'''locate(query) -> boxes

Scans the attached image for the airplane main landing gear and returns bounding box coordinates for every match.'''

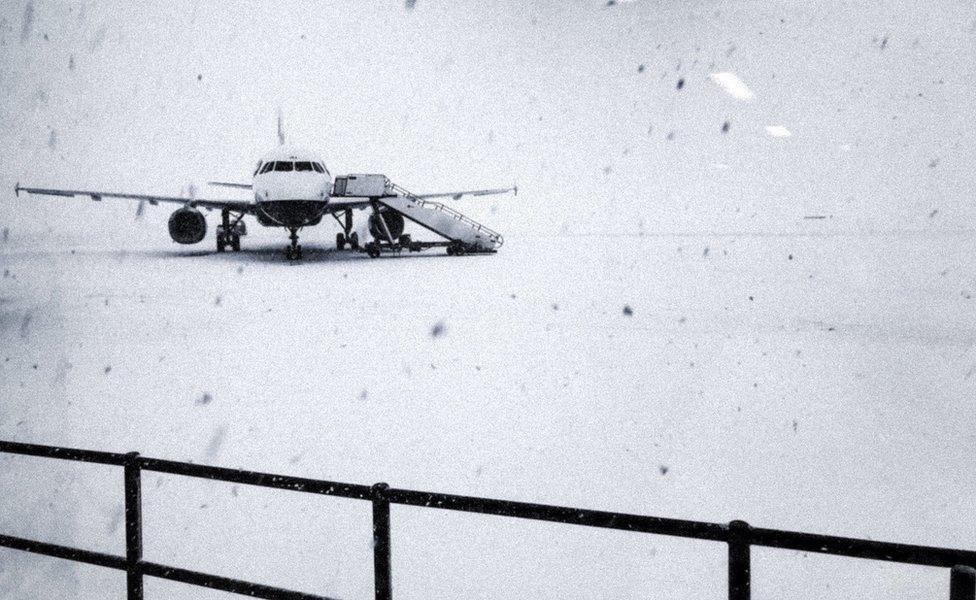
[333,209,359,250]
[216,232,241,253]
[216,208,243,253]
[285,227,302,260]
[336,231,359,251]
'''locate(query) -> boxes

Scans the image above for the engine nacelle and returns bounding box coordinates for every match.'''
[368,210,404,241]
[168,207,207,244]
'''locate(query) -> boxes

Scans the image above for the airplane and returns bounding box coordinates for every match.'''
[14,134,514,260]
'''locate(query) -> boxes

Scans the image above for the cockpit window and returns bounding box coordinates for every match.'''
[258,161,321,174]
[254,161,263,176]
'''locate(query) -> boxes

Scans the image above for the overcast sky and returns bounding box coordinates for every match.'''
[1,0,973,238]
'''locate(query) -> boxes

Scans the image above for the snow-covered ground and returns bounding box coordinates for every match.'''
[2,227,974,599]
[1,0,975,598]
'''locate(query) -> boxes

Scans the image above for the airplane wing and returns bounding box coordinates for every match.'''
[411,186,517,201]
[323,185,516,210]
[325,198,372,209]
[207,181,253,190]
[14,183,255,213]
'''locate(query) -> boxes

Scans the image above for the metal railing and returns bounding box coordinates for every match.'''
[0,439,974,600]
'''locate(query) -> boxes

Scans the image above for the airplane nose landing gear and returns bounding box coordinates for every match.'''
[285,227,302,260]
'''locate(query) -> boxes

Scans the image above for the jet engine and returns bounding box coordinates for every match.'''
[368,210,404,241]
[168,207,207,244]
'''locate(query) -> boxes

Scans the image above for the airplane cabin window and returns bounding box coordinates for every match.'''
[273,161,294,172]
[295,161,313,172]
[312,163,325,173]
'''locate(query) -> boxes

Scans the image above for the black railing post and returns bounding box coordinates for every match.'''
[728,520,751,600]
[951,566,976,600]
[124,452,144,600]
[372,483,392,600]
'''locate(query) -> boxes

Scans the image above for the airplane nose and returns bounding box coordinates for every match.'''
[267,179,328,201]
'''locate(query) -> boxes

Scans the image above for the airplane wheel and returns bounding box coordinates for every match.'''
[231,235,241,252]
[349,232,359,250]
[216,235,226,253]
[296,245,303,260]
[336,233,346,250]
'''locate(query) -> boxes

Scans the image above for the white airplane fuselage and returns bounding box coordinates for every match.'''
[252,145,333,228]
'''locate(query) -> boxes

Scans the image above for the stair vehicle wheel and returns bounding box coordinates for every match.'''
[366,243,381,258]
[398,234,412,247]
[348,232,359,250]
[455,243,466,256]
[336,232,346,250]
[446,244,455,256]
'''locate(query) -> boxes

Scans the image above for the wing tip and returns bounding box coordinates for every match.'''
[14,182,20,197]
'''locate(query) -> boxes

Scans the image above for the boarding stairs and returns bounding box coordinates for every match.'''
[379,183,504,252]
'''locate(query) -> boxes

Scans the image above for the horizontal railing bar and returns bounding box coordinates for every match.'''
[751,527,976,569]
[0,536,339,600]
[138,457,373,500]
[140,561,338,600]
[0,440,126,466]
[3,440,975,572]
[385,488,729,542]
[0,534,127,570]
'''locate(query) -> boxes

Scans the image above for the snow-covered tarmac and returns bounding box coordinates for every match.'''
[1,228,974,599]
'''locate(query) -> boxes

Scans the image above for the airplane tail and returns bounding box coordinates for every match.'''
[277,108,285,146]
